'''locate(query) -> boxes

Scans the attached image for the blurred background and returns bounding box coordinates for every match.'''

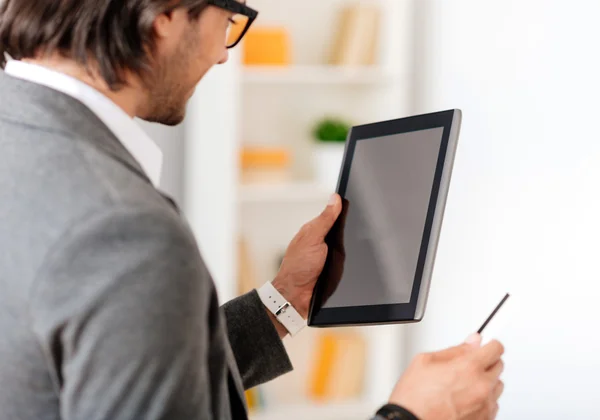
[138,0,600,418]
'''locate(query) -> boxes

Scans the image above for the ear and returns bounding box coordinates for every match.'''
[153,8,187,40]
[153,10,174,39]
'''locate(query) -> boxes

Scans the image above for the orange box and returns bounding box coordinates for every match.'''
[243,27,291,66]
[239,146,291,185]
[240,147,290,169]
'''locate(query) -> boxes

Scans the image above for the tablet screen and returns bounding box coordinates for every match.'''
[322,127,445,309]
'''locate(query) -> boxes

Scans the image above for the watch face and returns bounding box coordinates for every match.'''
[376,404,417,420]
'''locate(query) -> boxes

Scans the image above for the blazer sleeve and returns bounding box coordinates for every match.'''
[29,206,219,420]
[222,290,293,389]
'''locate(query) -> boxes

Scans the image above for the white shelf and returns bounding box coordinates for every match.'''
[242,65,396,86]
[248,400,375,420]
[234,1,412,412]
[238,182,332,204]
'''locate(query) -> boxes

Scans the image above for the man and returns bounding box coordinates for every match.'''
[0,1,505,419]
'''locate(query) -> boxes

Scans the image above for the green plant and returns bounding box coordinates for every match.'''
[312,117,351,143]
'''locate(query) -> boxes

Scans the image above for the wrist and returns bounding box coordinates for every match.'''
[265,306,288,339]
[257,281,307,337]
[272,275,308,318]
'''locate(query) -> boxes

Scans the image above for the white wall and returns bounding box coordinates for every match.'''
[407,1,600,418]
[183,51,241,303]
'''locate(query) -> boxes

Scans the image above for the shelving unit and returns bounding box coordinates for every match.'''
[242,65,397,85]
[249,400,374,420]
[238,182,331,204]
[184,0,419,418]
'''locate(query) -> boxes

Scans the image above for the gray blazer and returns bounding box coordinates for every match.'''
[0,70,293,420]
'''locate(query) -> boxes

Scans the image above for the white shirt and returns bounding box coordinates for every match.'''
[4,60,163,187]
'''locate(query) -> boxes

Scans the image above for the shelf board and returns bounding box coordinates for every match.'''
[242,65,395,85]
[249,400,375,420]
[238,182,332,204]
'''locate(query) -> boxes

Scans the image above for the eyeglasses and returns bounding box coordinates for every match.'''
[207,0,259,49]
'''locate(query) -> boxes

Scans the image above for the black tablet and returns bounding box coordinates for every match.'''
[308,109,462,327]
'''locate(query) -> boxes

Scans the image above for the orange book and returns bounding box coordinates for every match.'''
[237,237,257,295]
[240,147,290,170]
[239,146,292,184]
[243,27,291,66]
[309,333,338,398]
[245,387,262,412]
[308,331,366,401]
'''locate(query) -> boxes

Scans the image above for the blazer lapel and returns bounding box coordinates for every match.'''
[159,192,181,214]
[0,71,153,187]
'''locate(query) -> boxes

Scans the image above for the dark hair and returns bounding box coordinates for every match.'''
[0,0,208,89]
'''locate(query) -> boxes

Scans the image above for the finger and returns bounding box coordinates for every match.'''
[431,333,482,362]
[492,380,504,400]
[429,342,473,362]
[474,340,504,369]
[486,360,504,379]
[465,333,482,347]
[333,197,349,250]
[308,194,342,238]
[490,402,499,419]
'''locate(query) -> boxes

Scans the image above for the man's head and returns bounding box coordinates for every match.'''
[0,0,255,125]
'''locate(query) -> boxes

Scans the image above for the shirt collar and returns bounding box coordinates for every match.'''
[4,60,163,187]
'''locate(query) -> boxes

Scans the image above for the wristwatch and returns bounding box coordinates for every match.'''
[257,281,306,336]
[372,404,419,420]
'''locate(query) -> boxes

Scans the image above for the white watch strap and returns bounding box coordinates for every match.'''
[258,282,306,337]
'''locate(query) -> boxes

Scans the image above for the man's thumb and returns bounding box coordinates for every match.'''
[465,333,482,347]
[311,194,342,237]
[430,343,471,362]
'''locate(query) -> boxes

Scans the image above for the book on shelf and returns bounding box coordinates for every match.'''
[308,331,367,401]
[328,3,381,67]
[242,26,291,66]
[245,386,267,412]
[239,146,292,185]
[237,237,258,295]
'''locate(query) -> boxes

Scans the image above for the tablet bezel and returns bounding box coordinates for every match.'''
[307,109,462,327]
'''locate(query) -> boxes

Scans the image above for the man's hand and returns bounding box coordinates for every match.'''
[272,194,343,319]
[390,335,505,420]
